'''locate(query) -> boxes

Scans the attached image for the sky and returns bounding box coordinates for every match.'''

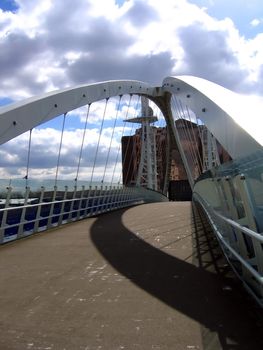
[0,0,263,185]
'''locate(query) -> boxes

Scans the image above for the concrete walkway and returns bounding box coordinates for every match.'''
[0,202,262,350]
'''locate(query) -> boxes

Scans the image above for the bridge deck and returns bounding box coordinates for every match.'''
[0,202,262,350]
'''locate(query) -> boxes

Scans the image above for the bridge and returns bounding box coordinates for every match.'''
[0,76,262,349]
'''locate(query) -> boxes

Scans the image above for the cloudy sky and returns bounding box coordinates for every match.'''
[0,0,263,186]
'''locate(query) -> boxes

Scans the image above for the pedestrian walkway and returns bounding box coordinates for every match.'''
[0,202,262,350]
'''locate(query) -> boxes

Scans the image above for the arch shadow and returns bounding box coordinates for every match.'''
[90,204,263,350]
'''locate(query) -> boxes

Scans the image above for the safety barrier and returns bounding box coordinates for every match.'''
[0,186,167,244]
[193,191,263,307]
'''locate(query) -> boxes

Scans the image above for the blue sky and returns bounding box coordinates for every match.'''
[0,0,262,180]
[0,0,18,12]
[190,0,263,38]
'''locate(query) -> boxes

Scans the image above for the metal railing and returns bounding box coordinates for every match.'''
[0,185,168,244]
[0,186,140,244]
[193,191,263,307]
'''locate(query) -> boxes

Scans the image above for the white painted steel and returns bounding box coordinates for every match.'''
[163,76,263,159]
[193,191,263,306]
[1,76,262,160]
[0,80,156,145]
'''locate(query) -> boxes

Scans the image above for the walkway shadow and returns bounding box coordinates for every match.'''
[90,203,263,350]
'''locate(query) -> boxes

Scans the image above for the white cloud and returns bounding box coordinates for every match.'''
[0,0,263,181]
[250,18,261,27]
[0,0,262,100]
[0,100,136,182]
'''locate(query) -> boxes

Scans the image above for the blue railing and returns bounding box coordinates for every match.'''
[0,185,167,244]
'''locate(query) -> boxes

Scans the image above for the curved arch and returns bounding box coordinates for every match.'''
[0,80,158,145]
[162,75,262,159]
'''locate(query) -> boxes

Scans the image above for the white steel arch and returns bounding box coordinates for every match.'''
[1,75,262,159]
[0,80,158,145]
[163,75,263,160]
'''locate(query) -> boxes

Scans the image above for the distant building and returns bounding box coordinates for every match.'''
[121,119,231,197]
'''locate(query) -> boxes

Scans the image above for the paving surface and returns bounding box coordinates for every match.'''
[0,202,262,350]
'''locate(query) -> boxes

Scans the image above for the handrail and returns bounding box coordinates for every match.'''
[1,197,143,231]
[0,186,167,244]
[193,192,263,286]
[213,210,263,242]
[0,192,123,213]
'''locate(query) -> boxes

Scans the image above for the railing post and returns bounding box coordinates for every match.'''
[101,186,105,213]
[90,186,98,216]
[69,185,77,221]
[124,186,130,206]
[76,186,85,220]
[213,178,236,244]
[235,174,263,278]
[115,185,121,208]
[110,186,116,209]
[111,186,117,210]
[58,186,68,225]
[119,185,124,208]
[84,186,92,218]
[105,186,111,211]
[221,177,248,255]
[0,186,12,243]
[47,186,57,229]
[95,186,103,215]
[217,176,254,286]
[17,186,31,238]
[116,185,122,209]
[34,186,45,232]
[126,186,133,206]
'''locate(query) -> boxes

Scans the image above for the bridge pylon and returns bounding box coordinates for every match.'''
[126,97,158,190]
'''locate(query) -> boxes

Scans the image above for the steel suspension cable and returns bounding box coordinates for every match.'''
[185,106,202,176]
[75,103,91,185]
[54,113,67,187]
[197,118,206,171]
[24,128,32,188]
[119,94,141,185]
[101,96,122,184]
[190,108,203,148]
[184,105,203,175]
[177,98,202,176]
[89,98,109,186]
[185,106,203,175]
[156,108,168,190]
[171,96,196,180]
[110,94,132,186]
[148,102,164,191]
[177,98,198,178]
[190,109,204,165]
